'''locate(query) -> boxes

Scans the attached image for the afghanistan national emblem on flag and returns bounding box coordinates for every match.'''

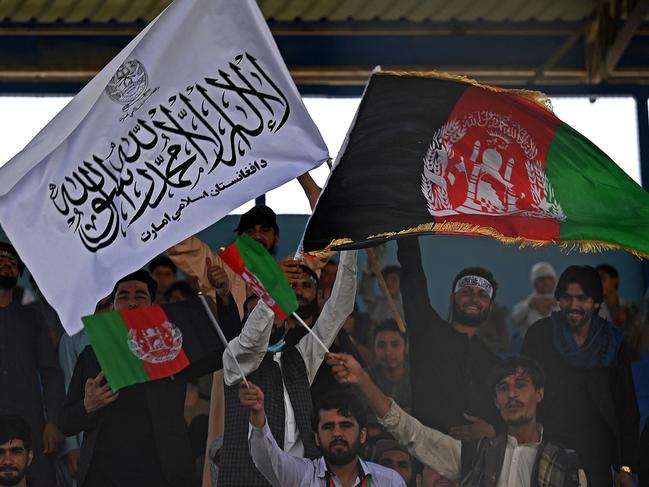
[303,71,649,257]
[82,297,239,390]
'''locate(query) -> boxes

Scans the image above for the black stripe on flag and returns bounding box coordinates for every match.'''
[304,74,466,252]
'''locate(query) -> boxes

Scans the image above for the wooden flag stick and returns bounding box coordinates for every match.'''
[198,294,249,388]
[292,312,330,354]
[366,248,408,334]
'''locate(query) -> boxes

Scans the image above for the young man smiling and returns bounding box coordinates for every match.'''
[240,384,405,487]
[523,265,639,487]
[326,353,586,487]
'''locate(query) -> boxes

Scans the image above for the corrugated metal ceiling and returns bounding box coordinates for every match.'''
[0,0,625,23]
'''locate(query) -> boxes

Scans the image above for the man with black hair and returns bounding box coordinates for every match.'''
[0,415,34,487]
[59,268,238,487]
[240,383,405,486]
[360,253,404,324]
[0,242,64,487]
[523,265,639,487]
[374,439,416,486]
[148,255,177,303]
[396,237,501,440]
[219,250,357,487]
[327,352,586,486]
[368,319,411,413]
[168,204,286,318]
[163,280,196,303]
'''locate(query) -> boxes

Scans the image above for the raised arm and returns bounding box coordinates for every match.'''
[297,250,358,384]
[396,237,445,339]
[222,301,274,385]
[241,381,313,487]
[326,352,461,480]
[168,235,246,317]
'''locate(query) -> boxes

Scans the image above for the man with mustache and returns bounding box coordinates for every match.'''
[0,242,64,487]
[327,352,586,486]
[218,251,357,486]
[522,265,639,487]
[0,415,34,487]
[396,238,501,440]
[240,384,405,486]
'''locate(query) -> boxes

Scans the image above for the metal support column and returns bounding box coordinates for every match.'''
[635,93,649,290]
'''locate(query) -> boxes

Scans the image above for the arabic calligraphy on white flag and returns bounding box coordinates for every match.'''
[0,0,328,333]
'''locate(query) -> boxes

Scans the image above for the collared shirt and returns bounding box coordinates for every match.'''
[378,400,587,487]
[249,421,405,487]
[225,250,358,455]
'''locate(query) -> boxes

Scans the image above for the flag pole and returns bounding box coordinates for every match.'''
[291,312,330,354]
[198,294,249,388]
[366,247,408,334]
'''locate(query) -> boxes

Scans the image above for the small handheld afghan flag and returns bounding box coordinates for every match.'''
[82,297,239,391]
[303,71,649,258]
[219,234,298,320]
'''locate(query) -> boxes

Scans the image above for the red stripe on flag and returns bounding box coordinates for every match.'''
[220,243,246,275]
[119,305,190,381]
[220,242,290,321]
[435,86,562,240]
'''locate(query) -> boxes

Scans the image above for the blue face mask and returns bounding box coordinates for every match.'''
[267,338,285,354]
[267,324,286,353]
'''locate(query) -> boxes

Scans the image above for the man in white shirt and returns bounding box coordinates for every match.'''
[510,262,557,339]
[240,384,405,487]
[219,250,357,486]
[327,353,587,487]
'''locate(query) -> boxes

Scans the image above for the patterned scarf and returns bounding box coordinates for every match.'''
[551,311,622,369]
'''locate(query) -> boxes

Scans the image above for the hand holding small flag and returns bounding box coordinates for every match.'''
[83,371,119,413]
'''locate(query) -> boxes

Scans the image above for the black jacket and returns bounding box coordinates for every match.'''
[522,317,639,485]
[397,237,501,432]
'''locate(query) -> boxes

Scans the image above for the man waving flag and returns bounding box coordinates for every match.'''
[0,0,328,333]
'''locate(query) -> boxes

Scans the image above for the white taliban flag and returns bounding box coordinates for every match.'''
[0,0,328,333]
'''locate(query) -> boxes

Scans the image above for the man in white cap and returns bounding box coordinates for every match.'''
[510,262,557,338]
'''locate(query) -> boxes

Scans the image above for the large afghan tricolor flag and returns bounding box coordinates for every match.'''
[82,297,239,390]
[303,71,649,257]
[219,234,298,320]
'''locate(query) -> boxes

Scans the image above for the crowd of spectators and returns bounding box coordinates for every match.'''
[1,190,649,486]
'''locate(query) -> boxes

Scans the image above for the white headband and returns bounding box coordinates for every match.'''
[454,275,493,298]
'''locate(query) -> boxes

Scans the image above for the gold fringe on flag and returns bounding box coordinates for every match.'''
[376,69,553,113]
[318,221,649,260]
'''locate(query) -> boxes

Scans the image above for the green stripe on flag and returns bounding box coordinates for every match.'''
[236,234,298,316]
[83,311,150,390]
[547,122,649,256]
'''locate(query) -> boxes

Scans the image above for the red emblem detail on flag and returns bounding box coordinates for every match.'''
[127,321,183,364]
[421,89,565,222]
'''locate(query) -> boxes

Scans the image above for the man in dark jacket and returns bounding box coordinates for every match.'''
[0,242,64,487]
[397,237,501,440]
[58,269,238,487]
[523,265,639,487]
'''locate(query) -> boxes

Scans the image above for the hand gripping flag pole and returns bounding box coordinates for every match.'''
[198,293,249,388]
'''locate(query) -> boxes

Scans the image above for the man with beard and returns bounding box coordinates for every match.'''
[218,251,357,487]
[168,204,287,318]
[522,265,639,487]
[0,415,34,487]
[327,352,586,486]
[396,238,500,440]
[0,242,64,487]
[240,384,405,486]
